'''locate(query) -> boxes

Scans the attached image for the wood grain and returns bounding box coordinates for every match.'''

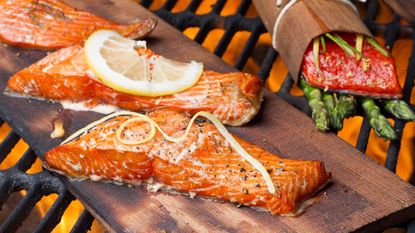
[0,0,415,232]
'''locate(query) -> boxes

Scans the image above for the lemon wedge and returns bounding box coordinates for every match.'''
[84,30,203,97]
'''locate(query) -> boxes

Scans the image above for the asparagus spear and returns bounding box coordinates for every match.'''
[383,99,415,121]
[299,78,330,131]
[322,93,357,131]
[361,98,397,141]
[336,95,357,120]
[322,93,342,130]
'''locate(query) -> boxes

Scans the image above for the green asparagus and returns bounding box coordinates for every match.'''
[336,95,357,119]
[383,99,415,121]
[361,98,397,141]
[299,78,330,131]
[321,93,357,131]
[322,93,342,130]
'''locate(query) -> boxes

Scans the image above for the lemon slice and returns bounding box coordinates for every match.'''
[84,30,203,97]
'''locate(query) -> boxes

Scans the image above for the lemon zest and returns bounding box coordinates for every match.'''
[60,111,141,145]
[116,116,156,145]
[62,111,276,195]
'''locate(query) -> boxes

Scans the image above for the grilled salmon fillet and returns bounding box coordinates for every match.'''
[44,110,331,215]
[7,45,263,126]
[0,0,156,49]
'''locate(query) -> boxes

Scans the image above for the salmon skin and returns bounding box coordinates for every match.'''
[7,45,263,126]
[0,0,156,49]
[44,109,331,216]
[301,33,402,99]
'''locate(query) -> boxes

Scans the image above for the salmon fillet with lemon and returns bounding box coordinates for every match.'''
[44,109,331,215]
[7,44,263,126]
[0,0,156,49]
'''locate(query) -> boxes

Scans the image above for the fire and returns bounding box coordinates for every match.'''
[0,0,413,232]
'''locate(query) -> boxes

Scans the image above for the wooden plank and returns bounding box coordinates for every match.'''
[0,0,415,232]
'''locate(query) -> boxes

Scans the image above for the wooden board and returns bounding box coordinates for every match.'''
[1,0,415,232]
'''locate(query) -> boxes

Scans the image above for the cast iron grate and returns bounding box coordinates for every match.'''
[0,138,95,232]
[0,0,414,232]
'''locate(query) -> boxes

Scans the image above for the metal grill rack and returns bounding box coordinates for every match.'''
[0,145,95,232]
[0,0,414,232]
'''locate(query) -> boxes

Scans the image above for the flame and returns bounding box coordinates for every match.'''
[0,0,413,232]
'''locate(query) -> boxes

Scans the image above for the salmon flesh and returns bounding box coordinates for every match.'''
[301,33,402,99]
[0,0,156,49]
[44,109,331,216]
[7,45,263,126]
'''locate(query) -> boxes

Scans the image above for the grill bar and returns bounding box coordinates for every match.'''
[32,190,74,233]
[257,48,277,80]
[69,210,95,233]
[211,0,226,14]
[235,25,262,70]
[385,119,404,173]
[185,0,202,13]
[0,132,20,163]
[15,149,37,172]
[0,188,42,233]
[356,118,371,153]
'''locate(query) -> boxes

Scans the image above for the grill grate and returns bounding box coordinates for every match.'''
[0,0,414,232]
[0,142,94,232]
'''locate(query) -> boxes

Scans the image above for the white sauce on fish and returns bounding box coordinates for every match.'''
[147,182,164,193]
[90,174,102,181]
[60,100,119,114]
